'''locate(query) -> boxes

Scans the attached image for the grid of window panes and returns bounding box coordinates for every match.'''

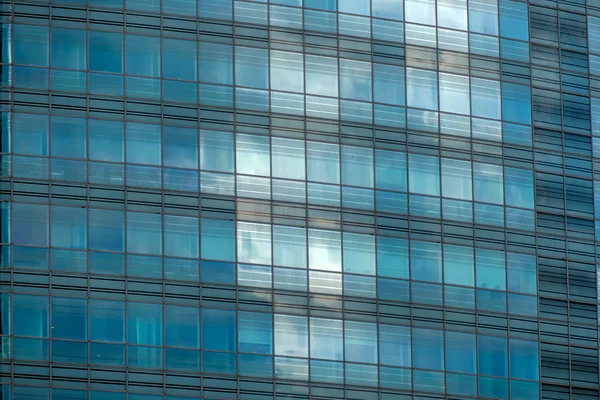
[2,0,600,399]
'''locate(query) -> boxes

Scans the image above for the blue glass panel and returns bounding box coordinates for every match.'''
[128,346,163,369]
[163,168,198,192]
[13,203,49,246]
[501,38,529,62]
[407,68,438,110]
[13,294,49,337]
[346,363,378,387]
[510,339,539,380]
[274,314,307,357]
[202,351,236,374]
[412,328,444,370]
[13,113,48,156]
[90,299,125,342]
[411,282,443,305]
[476,248,506,290]
[127,212,162,255]
[200,130,234,173]
[469,0,498,35]
[51,206,86,249]
[446,373,477,397]
[163,38,197,81]
[376,190,407,214]
[127,76,161,100]
[199,0,232,19]
[14,386,49,400]
[89,31,123,73]
[202,308,236,351]
[474,202,504,226]
[375,149,406,191]
[126,122,161,165]
[90,0,123,6]
[89,72,124,96]
[473,162,504,204]
[310,360,344,384]
[52,340,87,364]
[477,289,507,312]
[126,34,160,77]
[373,0,403,20]
[378,278,409,302]
[499,0,528,40]
[505,167,534,209]
[13,66,48,90]
[344,321,377,363]
[413,370,445,393]
[91,391,126,400]
[310,318,343,360]
[508,293,538,316]
[128,302,162,346]
[443,244,474,286]
[478,335,508,377]
[502,82,532,124]
[164,257,199,282]
[273,225,306,269]
[127,254,161,279]
[377,236,408,279]
[199,42,233,85]
[239,311,273,354]
[13,338,48,361]
[444,285,475,309]
[13,246,48,270]
[441,158,472,200]
[51,297,87,340]
[162,126,198,169]
[408,154,440,196]
[89,119,124,162]
[340,59,372,101]
[511,381,539,400]
[52,70,86,93]
[14,25,49,66]
[273,267,307,292]
[270,50,304,93]
[164,215,199,258]
[235,47,268,89]
[165,305,200,348]
[379,324,411,367]
[275,356,308,380]
[380,366,411,390]
[411,193,441,218]
[479,377,509,399]
[200,218,235,262]
[239,354,273,378]
[90,252,124,276]
[51,27,86,69]
[90,342,125,366]
[411,241,442,283]
[305,0,335,11]
[90,209,124,252]
[166,348,200,371]
[304,10,337,33]
[164,0,196,14]
[343,232,375,275]
[344,274,376,297]
[51,116,86,158]
[411,194,438,218]
[507,252,537,294]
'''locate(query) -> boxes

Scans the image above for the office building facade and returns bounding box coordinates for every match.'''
[1,0,599,398]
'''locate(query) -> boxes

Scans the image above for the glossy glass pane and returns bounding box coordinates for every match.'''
[52,28,86,69]
[89,31,123,73]
[126,34,160,77]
